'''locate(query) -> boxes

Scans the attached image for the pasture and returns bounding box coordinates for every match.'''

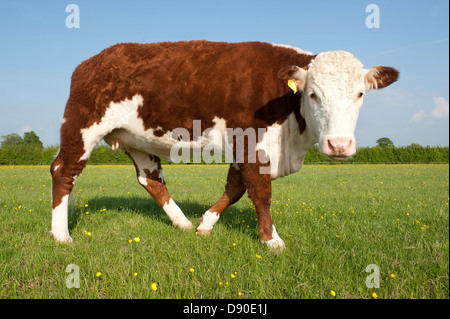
[0,164,448,299]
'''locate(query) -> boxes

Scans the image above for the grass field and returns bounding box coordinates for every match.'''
[0,164,448,299]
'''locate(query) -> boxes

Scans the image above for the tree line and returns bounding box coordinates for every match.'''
[0,132,448,165]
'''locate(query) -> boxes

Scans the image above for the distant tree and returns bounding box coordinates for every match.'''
[22,131,44,149]
[1,133,23,148]
[376,137,394,147]
[407,143,423,149]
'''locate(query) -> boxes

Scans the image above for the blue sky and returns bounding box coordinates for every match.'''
[0,0,448,147]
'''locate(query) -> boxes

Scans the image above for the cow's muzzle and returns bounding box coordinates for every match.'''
[322,137,355,161]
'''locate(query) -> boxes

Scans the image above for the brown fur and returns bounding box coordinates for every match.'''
[126,152,171,207]
[209,164,246,216]
[63,41,313,137]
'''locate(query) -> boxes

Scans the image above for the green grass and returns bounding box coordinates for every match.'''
[0,164,448,299]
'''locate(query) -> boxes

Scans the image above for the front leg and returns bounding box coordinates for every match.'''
[239,163,286,253]
[197,164,246,236]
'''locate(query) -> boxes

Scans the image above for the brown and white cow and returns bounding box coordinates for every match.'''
[50,41,398,251]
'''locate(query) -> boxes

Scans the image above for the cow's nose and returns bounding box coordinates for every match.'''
[326,138,353,157]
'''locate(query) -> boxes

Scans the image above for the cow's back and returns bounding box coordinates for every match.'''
[67,41,313,134]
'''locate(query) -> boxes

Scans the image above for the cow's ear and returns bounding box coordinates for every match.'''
[365,66,399,90]
[277,65,308,93]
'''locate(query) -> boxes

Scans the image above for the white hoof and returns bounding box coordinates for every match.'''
[197,210,220,236]
[50,231,73,243]
[173,219,194,230]
[261,225,285,253]
[262,238,286,253]
[196,228,212,236]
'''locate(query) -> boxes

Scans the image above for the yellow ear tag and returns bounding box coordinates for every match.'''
[287,79,298,93]
[372,65,382,69]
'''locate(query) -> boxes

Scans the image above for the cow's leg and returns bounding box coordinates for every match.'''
[50,123,99,242]
[197,164,246,236]
[239,163,286,253]
[126,149,193,230]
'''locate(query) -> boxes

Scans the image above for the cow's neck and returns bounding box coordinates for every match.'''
[257,111,314,180]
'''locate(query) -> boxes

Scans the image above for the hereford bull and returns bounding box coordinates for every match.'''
[50,41,398,251]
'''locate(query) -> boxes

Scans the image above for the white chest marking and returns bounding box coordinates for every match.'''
[256,113,308,179]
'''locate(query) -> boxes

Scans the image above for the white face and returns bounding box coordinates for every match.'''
[301,51,367,160]
[279,50,397,161]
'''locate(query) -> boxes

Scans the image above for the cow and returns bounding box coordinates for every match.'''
[50,41,398,252]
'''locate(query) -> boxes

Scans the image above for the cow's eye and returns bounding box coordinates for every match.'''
[357,92,364,98]
[309,92,317,100]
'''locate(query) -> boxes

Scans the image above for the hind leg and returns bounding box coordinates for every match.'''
[50,118,103,242]
[126,149,193,230]
[50,152,83,242]
[50,149,88,242]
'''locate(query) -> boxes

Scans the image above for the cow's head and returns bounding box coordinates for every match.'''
[279,51,399,160]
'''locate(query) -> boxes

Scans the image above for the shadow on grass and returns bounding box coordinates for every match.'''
[70,195,259,242]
